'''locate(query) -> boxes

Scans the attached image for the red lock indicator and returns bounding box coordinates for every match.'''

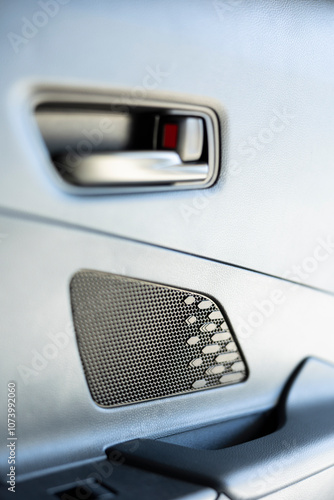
[162,123,178,149]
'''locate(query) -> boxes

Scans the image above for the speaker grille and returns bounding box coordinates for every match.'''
[70,270,247,407]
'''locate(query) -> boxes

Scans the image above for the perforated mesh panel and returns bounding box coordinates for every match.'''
[70,270,247,407]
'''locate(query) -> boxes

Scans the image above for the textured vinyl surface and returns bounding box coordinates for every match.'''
[3,0,334,293]
[70,270,247,407]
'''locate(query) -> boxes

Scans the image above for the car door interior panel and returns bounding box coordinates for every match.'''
[1,1,334,499]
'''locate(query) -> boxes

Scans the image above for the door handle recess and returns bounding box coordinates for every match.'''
[55,151,209,186]
[110,358,334,499]
[34,97,220,194]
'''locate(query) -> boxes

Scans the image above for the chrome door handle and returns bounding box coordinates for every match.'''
[35,99,219,193]
[56,151,209,186]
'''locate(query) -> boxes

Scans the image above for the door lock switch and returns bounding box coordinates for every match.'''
[160,117,204,162]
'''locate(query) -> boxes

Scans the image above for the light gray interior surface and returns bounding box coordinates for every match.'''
[1,0,334,292]
[1,212,334,481]
[1,2,334,497]
[261,466,334,500]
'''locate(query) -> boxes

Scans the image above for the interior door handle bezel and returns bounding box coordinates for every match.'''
[33,91,221,195]
[111,358,334,499]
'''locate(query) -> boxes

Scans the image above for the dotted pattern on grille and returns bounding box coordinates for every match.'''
[70,270,247,407]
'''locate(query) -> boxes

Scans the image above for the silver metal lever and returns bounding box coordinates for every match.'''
[58,151,209,186]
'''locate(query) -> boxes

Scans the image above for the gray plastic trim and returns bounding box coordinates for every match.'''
[32,95,220,195]
[2,1,334,292]
[114,358,334,499]
[1,212,334,481]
